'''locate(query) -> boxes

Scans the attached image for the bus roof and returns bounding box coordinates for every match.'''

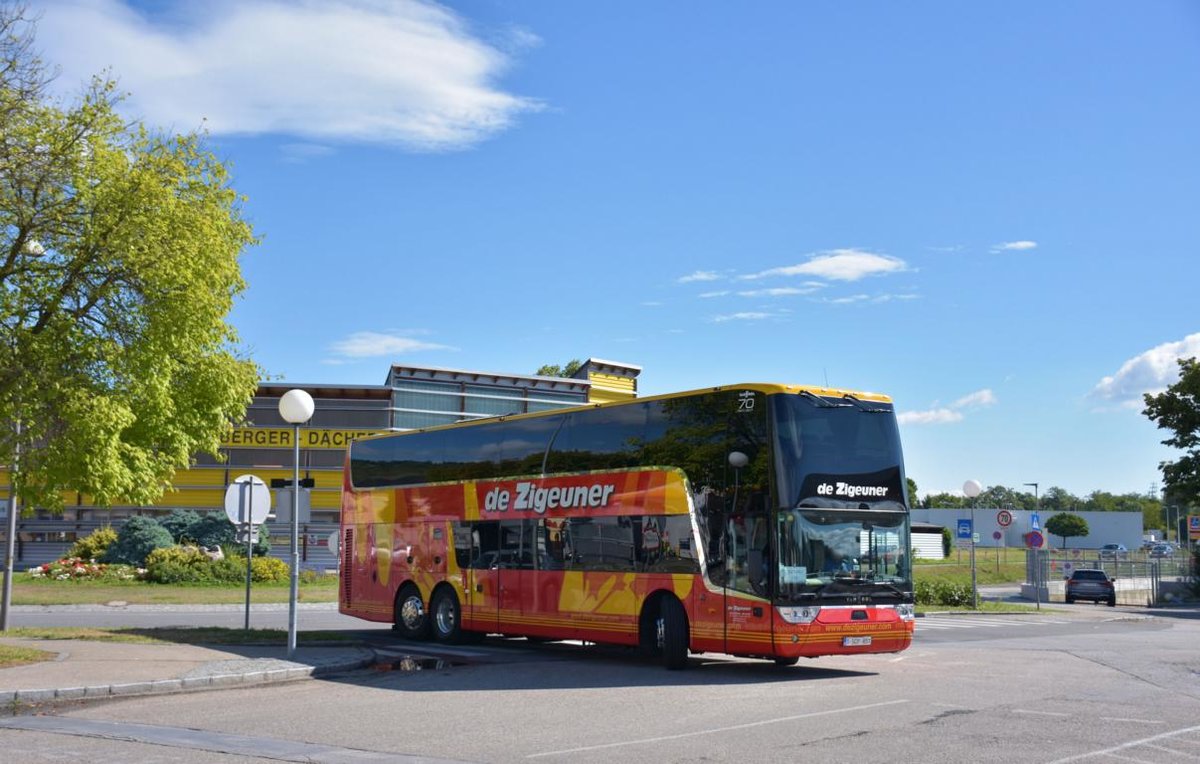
[356,382,893,443]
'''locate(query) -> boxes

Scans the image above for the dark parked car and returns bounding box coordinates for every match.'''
[1065,568,1116,606]
[1098,543,1127,559]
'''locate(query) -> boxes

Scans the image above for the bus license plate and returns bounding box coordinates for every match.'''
[843,636,872,647]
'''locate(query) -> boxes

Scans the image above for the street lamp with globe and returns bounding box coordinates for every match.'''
[278,389,314,658]
[963,480,982,609]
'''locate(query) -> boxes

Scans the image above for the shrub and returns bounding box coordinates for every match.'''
[941,527,952,557]
[914,578,974,606]
[187,514,237,550]
[102,516,174,566]
[182,514,271,557]
[250,556,289,583]
[159,509,202,544]
[144,546,213,583]
[68,526,118,562]
[208,556,245,582]
[143,560,197,584]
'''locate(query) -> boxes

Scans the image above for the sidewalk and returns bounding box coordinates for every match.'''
[0,636,374,708]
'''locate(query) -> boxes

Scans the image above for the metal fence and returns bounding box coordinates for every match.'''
[1031,550,1196,606]
[0,520,341,573]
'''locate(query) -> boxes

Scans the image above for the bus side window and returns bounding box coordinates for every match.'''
[469,521,499,569]
[451,521,473,569]
[540,519,566,570]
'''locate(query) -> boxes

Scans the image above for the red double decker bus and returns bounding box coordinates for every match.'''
[339,383,914,668]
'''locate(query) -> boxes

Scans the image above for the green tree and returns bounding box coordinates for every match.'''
[1041,486,1079,512]
[536,359,583,378]
[1045,512,1089,549]
[905,477,919,507]
[1143,357,1200,506]
[0,8,259,511]
[925,492,964,508]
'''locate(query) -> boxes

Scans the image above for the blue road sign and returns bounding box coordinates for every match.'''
[1031,512,1041,532]
[957,519,973,539]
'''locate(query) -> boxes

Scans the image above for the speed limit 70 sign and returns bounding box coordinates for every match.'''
[997,509,1013,527]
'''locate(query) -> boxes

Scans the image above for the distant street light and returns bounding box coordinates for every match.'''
[279,389,314,658]
[1024,482,1041,610]
[963,480,983,609]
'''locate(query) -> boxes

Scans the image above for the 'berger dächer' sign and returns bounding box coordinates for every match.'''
[223,428,386,449]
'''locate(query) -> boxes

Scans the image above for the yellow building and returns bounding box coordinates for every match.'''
[1,359,640,569]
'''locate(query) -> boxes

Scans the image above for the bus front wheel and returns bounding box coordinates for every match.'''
[430,588,463,644]
[657,597,690,670]
[394,584,429,640]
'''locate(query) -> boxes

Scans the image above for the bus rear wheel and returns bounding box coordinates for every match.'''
[430,588,463,644]
[393,584,429,640]
[657,596,690,670]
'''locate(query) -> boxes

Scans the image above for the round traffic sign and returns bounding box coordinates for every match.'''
[224,474,271,526]
[1028,531,1044,548]
[997,509,1013,527]
[993,531,1002,540]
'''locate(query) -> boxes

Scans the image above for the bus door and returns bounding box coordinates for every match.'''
[463,521,500,635]
[496,520,531,631]
[723,510,776,655]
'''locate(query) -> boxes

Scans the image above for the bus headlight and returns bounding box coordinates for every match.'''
[896,603,915,621]
[777,606,820,624]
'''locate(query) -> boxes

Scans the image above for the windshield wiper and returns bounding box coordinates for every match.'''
[842,394,889,413]
[812,580,909,599]
[799,390,851,409]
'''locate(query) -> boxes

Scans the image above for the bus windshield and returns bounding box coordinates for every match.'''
[770,393,910,602]
[775,509,910,601]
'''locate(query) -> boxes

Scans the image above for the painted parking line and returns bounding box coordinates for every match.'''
[917,616,1072,630]
[526,699,911,758]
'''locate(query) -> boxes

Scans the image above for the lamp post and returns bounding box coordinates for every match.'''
[2,239,43,632]
[1024,482,1040,610]
[963,480,982,609]
[278,389,314,658]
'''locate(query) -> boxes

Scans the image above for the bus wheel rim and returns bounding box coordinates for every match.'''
[401,596,424,629]
[437,600,455,634]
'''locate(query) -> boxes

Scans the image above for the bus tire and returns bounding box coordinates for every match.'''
[658,596,690,670]
[430,587,463,644]
[773,656,799,667]
[393,584,429,641]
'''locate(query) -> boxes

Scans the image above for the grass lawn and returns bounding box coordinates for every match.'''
[916,547,1029,585]
[11,576,339,606]
[0,643,55,670]
[0,626,360,645]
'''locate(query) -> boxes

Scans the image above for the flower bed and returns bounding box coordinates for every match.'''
[28,557,141,582]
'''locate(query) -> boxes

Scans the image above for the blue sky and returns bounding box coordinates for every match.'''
[31,0,1200,499]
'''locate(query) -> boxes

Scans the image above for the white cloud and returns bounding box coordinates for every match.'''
[713,312,773,322]
[991,240,1038,252]
[279,142,336,163]
[953,389,997,409]
[329,331,455,358]
[35,0,540,150]
[736,286,821,297]
[1090,332,1200,409]
[678,270,721,283]
[827,294,871,305]
[698,291,729,298]
[899,388,997,426]
[742,249,907,282]
[897,409,963,425]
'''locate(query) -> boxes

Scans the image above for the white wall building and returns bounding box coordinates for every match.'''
[910,508,1143,552]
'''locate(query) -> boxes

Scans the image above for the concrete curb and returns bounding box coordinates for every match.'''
[1,648,375,711]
